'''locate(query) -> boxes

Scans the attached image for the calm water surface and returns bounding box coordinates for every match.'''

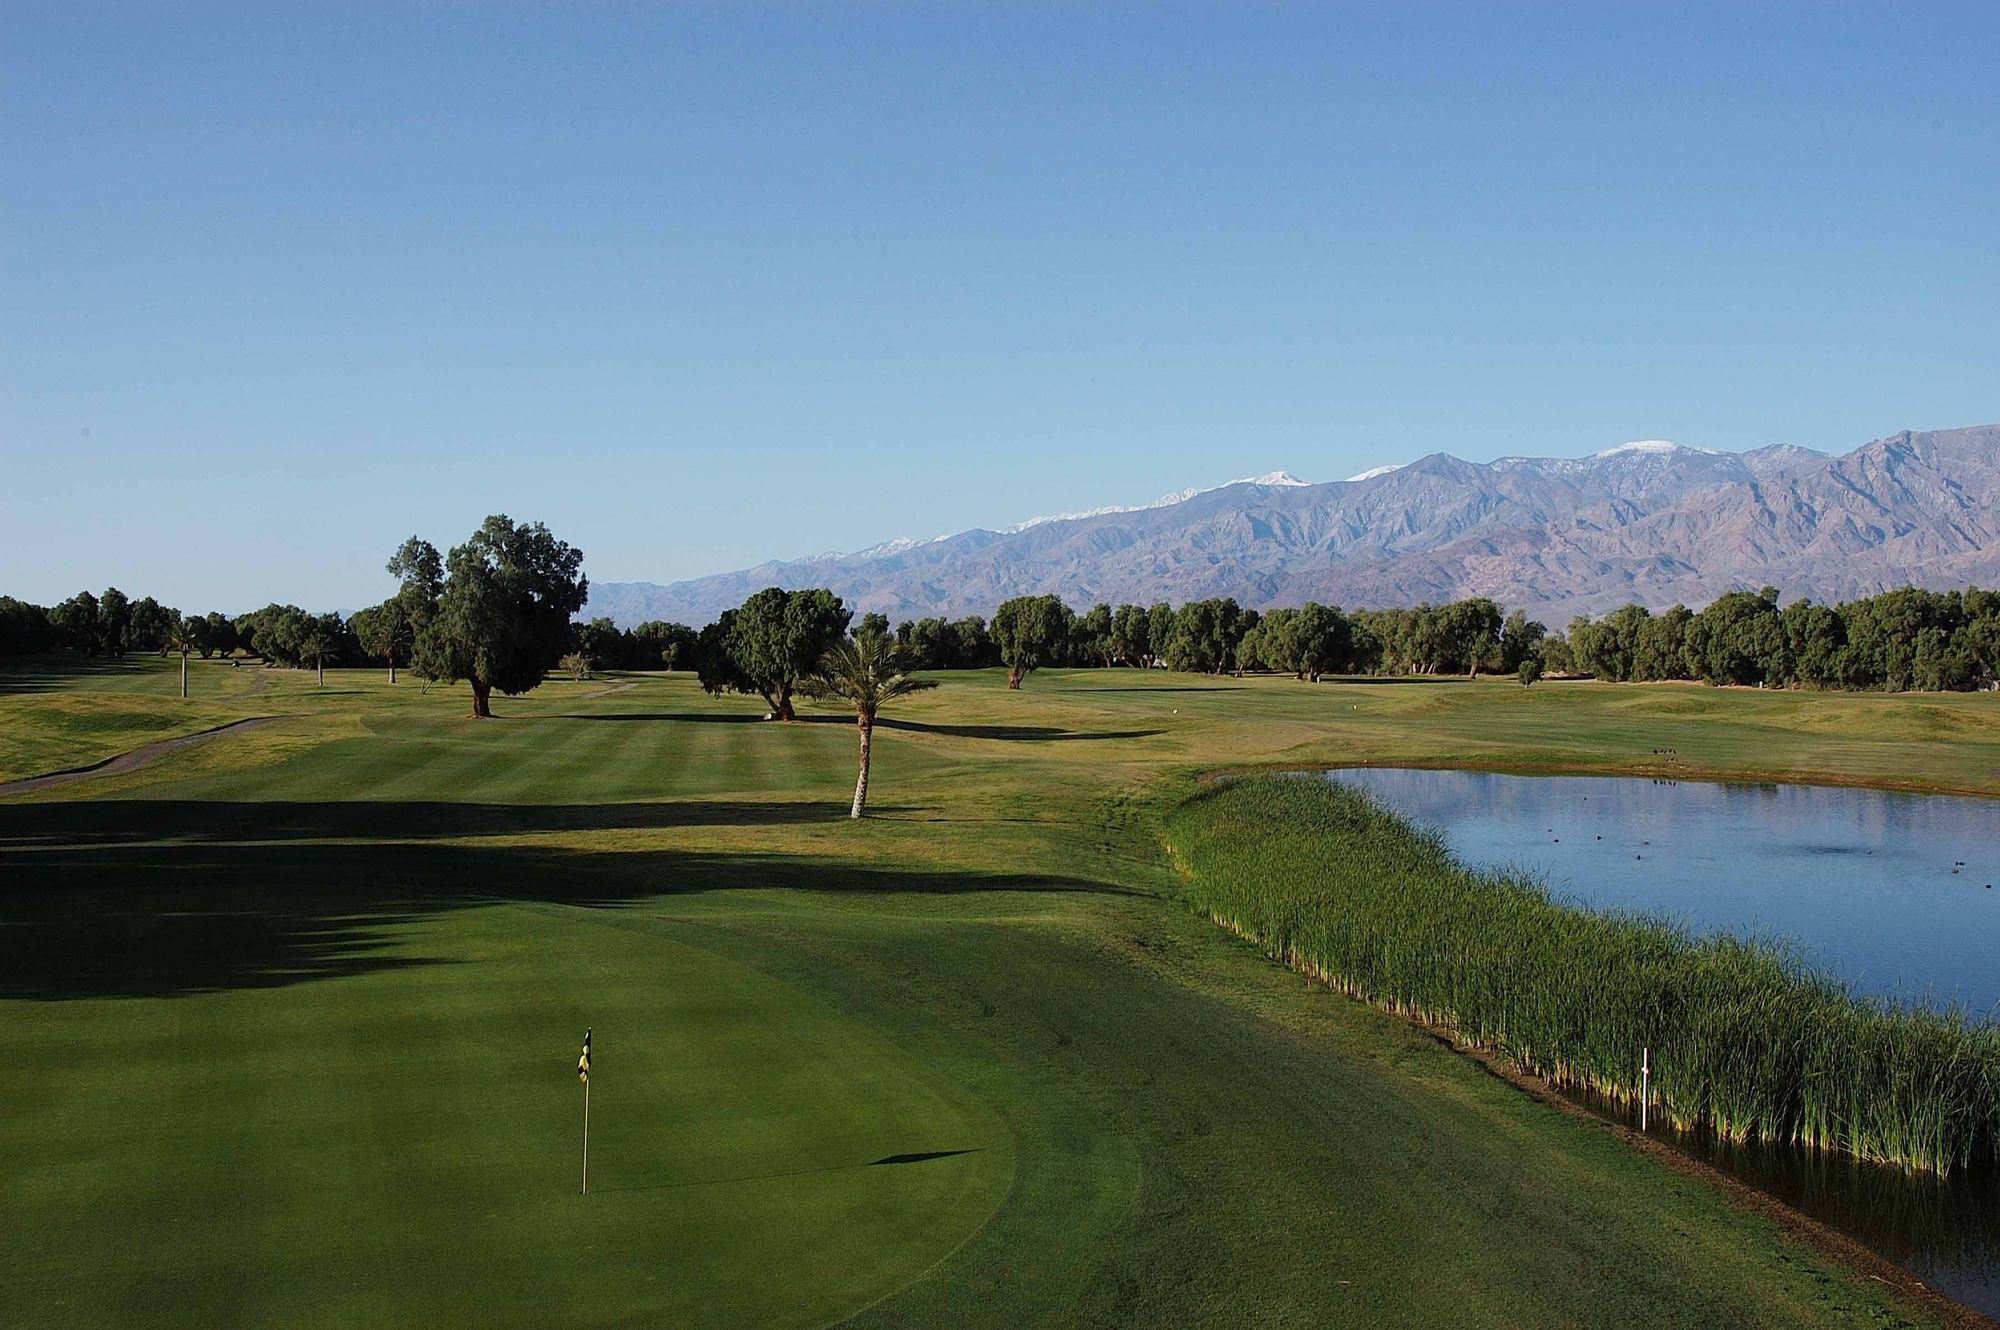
[1329,766,2000,1014]
[1328,766,2000,1316]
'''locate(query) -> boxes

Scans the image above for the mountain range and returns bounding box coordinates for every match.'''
[586,423,2000,628]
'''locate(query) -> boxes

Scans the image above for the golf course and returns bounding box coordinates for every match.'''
[4,657,1998,1327]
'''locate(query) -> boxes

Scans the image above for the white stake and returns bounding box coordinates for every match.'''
[1641,1045,1650,1132]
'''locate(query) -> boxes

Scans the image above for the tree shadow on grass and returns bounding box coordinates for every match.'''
[0,798,852,847]
[0,654,160,696]
[553,711,1165,742]
[1083,685,1246,694]
[869,719,1166,742]
[0,814,1135,1001]
[554,711,767,724]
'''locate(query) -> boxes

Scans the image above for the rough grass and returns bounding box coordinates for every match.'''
[1,659,1991,1325]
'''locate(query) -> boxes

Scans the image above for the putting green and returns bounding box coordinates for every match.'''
[4,898,1012,1327]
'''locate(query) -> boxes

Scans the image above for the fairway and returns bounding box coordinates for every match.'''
[5,657,1995,1327]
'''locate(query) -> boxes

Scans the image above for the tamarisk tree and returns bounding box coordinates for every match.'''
[992,594,1074,689]
[412,516,587,718]
[697,587,850,720]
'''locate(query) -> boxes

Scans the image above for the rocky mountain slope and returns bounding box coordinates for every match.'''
[587,424,2000,626]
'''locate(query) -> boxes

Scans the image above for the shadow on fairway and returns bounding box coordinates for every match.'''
[871,719,1165,742]
[555,711,1165,742]
[555,711,766,723]
[1083,685,1246,694]
[591,1148,982,1194]
[0,812,1136,1001]
[0,798,851,846]
[0,654,162,696]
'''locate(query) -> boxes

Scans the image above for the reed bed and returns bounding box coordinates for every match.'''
[1165,774,2000,1176]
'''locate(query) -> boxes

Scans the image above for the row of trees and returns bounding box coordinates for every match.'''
[0,589,246,663]
[1559,587,2000,691]
[967,594,1545,685]
[12,565,2000,696]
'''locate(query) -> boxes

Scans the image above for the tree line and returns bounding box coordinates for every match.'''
[1554,586,2000,691]
[8,563,1999,695]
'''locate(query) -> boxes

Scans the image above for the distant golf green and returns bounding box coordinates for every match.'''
[5,656,1995,1327]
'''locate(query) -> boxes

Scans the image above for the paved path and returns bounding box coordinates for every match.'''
[0,716,287,797]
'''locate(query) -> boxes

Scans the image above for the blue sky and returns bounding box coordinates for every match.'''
[4,3,1996,611]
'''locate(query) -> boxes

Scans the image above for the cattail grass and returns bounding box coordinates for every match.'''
[1166,775,2000,1176]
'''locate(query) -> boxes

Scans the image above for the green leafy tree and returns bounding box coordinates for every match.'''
[205,608,240,656]
[1163,598,1242,674]
[365,537,445,683]
[1519,658,1544,687]
[1145,603,1176,668]
[128,597,174,655]
[801,634,938,818]
[1075,603,1115,668]
[1685,590,1788,686]
[992,594,1075,689]
[412,516,589,718]
[98,587,132,656]
[1109,603,1151,667]
[1499,609,1548,674]
[576,618,627,670]
[51,591,101,655]
[697,587,850,719]
[949,616,995,668]
[632,620,700,670]
[1632,606,1691,681]
[1300,603,1354,679]
[0,597,53,655]
[898,616,950,669]
[856,612,892,650]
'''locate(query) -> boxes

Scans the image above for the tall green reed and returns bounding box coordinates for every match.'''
[1165,775,2000,1176]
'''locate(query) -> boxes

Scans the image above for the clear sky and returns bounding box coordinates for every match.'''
[4,3,1997,611]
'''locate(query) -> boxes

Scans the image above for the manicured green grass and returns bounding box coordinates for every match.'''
[2,658,1993,1326]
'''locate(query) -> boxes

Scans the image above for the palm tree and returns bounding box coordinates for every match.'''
[801,634,937,819]
[301,624,330,688]
[163,615,197,699]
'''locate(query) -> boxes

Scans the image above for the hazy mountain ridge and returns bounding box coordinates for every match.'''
[587,425,2000,627]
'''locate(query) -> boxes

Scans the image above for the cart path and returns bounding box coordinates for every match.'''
[0,716,290,797]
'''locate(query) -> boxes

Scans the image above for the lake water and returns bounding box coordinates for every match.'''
[1328,767,2000,1015]
[1327,765,2000,1316]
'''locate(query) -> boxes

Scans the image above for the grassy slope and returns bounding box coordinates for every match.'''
[3,657,1995,1327]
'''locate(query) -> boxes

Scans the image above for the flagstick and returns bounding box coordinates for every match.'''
[581,1078,590,1196]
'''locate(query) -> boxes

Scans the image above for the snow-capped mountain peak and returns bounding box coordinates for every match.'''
[1595,439,1720,458]
[999,470,1311,534]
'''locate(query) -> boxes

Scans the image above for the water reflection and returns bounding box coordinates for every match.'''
[1565,1083,2000,1318]
[1325,766,2000,1317]
[1328,767,2000,1015]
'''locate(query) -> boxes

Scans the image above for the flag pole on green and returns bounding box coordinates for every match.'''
[578,1027,592,1195]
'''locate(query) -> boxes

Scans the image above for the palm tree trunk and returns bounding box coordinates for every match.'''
[180,650,188,699]
[317,657,325,687]
[850,719,873,819]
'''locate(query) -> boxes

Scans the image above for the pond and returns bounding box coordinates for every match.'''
[1327,765,2000,1317]
[1328,766,2000,1015]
